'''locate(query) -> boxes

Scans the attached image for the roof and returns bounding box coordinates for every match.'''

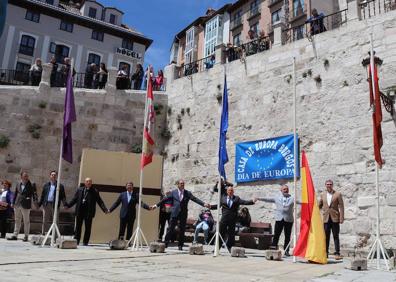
[227,0,249,13]
[10,0,152,49]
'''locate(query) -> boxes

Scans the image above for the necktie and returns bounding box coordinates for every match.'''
[128,192,131,203]
[228,197,232,208]
[179,191,183,202]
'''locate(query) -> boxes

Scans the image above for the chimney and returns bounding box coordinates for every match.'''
[206,8,216,16]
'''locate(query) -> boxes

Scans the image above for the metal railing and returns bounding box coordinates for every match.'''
[0,69,37,86]
[360,0,396,19]
[283,9,348,44]
[177,55,215,78]
[226,36,272,63]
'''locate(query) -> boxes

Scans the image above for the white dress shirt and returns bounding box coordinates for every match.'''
[326,192,333,206]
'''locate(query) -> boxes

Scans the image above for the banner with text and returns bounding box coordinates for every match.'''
[235,134,299,183]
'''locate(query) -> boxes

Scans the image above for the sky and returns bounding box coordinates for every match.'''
[100,0,232,72]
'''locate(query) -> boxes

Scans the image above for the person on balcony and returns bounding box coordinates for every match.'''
[306,9,326,36]
[49,56,59,87]
[96,63,108,89]
[84,63,97,89]
[131,63,144,90]
[204,55,215,70]
[60,57,76,87]
[29,58,42,86]
[154,69,164,90]
[116,64,130,90]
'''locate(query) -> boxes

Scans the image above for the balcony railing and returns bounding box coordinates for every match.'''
[248,6,261,19]
[0,69,37,86]
[231,17,243,30]
[177,55,216,79]
[283,9,348,44]
[226,36,272,63]
[360,0,396,19]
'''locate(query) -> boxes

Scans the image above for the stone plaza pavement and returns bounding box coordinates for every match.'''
[0,238,395,282]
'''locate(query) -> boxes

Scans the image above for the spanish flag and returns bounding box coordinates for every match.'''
[293,151,327,264]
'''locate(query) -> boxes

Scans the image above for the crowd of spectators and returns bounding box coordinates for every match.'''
[116,63,164,91]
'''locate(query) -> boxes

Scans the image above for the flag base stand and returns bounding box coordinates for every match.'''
[129,226,148,251]
[41,222,61,247]
[209,231,230,257]
[367,236,390,270]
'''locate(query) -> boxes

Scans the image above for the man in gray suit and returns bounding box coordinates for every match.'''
[258,184,295,256]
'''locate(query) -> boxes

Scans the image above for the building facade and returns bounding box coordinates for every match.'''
[170,0,341,67]
[0,0,152,75]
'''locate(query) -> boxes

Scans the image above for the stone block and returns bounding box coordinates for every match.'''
[231,247,246,258]
[358,196,376,208]
[57,239,78,249]
[189,244,204,255]
[149,242,165,253]
[350,258,367,271]
[386,195,396,206]
[109,239,128,250]
[264,249,282,261]
[354,219,372,236]
[31,235,50,246]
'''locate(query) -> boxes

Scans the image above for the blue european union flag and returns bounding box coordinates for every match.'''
[218,75,229,178]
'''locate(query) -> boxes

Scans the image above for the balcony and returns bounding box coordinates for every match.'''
[248,6,261,20]
[268,0,283,8]
[231,17,243,30]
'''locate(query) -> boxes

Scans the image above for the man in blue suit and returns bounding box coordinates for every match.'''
[153,179,210,250]
[108,182,150,240]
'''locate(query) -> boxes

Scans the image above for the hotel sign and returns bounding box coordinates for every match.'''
[116,47,142,59]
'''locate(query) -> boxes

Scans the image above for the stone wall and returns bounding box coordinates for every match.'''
[0,68,168,200]
[163,9,396,250]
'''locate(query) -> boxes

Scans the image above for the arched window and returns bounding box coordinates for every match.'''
[87,53,101,66]
[19,35,35,56]
[50,43,70,63]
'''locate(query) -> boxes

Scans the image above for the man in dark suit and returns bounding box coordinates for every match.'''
[211,186,256,251]
[108,181,150,240]
[38,170,67,235]
[8,171,38,241]
[153,179,210,250]
[65,177,108,245]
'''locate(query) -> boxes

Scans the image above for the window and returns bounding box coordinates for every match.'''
[46,0,54,4]
[19,35,35,56]
[184,27,195,64]
[118,62,131,75]
[109,14,117,24]
[25,10,40,23]
[293,25,305,40]
[87,53,101,66]
[88,7,97,18]
[293,0,304,17]
[250,22,259,37]
[272,9,282,24]
[250,0,259,15]
[204,15,222,57]
[60,21,73,33]
[122,39,134,50]
[92,30,104,41]
[49,43,70,63]
[233,33,241,46]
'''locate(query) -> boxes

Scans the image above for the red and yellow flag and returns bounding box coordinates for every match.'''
[293,151,327,264]
[141,72,155,168]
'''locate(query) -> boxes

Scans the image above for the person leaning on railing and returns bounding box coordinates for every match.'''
[49,56,58,87]
[59,57,76,87]
[84,63,97,89]
[204,55,215,70]
[116,64,130,90]
[29,58,42,86]
[306,9,326,36]
[95,63,108,89]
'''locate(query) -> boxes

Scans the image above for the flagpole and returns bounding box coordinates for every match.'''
[129,66,151,251]
[42,58,75,247]
[292,57,297,263]
[366,33,389,270]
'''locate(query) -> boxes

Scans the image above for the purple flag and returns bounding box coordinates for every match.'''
[62,72,76,163]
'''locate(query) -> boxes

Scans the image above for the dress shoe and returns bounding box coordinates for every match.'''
[164,242,168,248]
[22,236,28,242]
[335,255,343,260]
[178,246,183,251]
[7,235,17,240]
[284,251,291,257]
[83,243,88,246]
